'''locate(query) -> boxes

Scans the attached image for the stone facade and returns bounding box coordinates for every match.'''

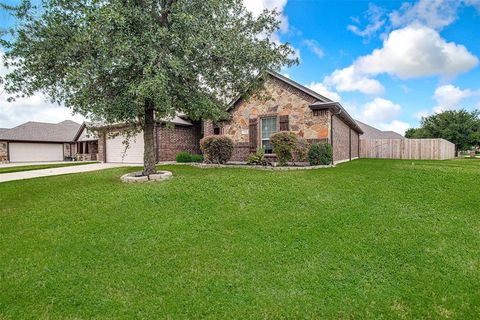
[220,76,331,161]
[156,123,202,161]
[0,141,8,162]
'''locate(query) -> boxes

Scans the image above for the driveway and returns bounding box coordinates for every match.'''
[0,163,142,183]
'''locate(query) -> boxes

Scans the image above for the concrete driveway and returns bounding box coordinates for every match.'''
[0,162,142,183]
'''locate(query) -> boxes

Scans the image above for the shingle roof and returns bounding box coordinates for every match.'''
[356,120,405,139]
[0,120,81,142]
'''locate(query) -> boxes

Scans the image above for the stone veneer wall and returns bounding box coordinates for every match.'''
[351,129,359,159]
[332,115,351,163]
[156,123,202,161]
[97,132,106,162]
[0,141,8,162]
[222,76,331,161]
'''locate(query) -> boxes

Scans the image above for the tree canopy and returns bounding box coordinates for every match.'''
[405,109,480,152]
[1,0,297,174]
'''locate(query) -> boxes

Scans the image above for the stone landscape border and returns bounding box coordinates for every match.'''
[121,171,172,183]
[189,163,333,170]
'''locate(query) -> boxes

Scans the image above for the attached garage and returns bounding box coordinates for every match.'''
[9,142,64,162]
[106,131,144,163]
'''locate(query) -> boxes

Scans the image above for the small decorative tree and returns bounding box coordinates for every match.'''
[270,131,297,166]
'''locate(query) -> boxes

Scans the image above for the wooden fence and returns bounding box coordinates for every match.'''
[360,139,455,160]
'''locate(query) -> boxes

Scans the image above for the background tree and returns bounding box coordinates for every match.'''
[406,109,480,153]
[1,0,297,175]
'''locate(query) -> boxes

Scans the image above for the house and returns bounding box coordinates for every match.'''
[96,71,363,164]
[0,120,81,162]
[356,120,405,140]
[205,71,363,163]
[73,122,99,161]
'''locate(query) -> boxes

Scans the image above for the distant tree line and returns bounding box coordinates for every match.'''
[405,109,480,153]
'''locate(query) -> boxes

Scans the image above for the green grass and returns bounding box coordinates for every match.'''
[0,159,479,319]
[0,161,97,174]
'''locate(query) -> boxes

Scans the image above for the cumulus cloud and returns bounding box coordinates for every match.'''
[325,25,478,95]
[433,84,475,112]
[389,0,460,30]
[303,39,324,58]
[355,25,478,79]
[324,66,384,95]
[361,98,402,123]
[306,82,341,102]
[377,120,411,135]
[0,51,85,128]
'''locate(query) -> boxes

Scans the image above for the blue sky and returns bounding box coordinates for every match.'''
[1,0,480,133]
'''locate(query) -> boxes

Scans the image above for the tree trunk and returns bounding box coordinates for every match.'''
[143,101,157,176]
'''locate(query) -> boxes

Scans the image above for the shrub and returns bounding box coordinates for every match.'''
[200,135,234,164]
[270,131,297,166]
[293,138,309,163]
[247,148,270,166]
[190,154,204,163]
[176,151,192,163]
[308,143,333,165]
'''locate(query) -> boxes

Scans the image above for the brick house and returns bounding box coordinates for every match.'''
[205,71,363,164]
[96,71,362,164]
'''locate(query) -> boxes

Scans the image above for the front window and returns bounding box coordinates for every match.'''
[261,117,277,154]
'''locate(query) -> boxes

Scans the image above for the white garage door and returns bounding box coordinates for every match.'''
[9,142,64,162]
[106,131,144,163]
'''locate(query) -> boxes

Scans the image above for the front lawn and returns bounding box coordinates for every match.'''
[0,159,479,318]
[0,161,97,174]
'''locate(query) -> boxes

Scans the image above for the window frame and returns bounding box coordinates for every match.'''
[260,115,278,154]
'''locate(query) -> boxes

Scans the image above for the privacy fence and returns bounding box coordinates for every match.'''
[360,139,455,160]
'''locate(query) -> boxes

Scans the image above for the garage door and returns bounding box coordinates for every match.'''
[106,131,144,163]
[9,142,64,162]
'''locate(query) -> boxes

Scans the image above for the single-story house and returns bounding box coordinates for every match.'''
[0,120,81,162]
[356,120,405,140]
[96,71,363,164]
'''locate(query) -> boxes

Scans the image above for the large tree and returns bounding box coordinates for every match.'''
[1,0,297,175]
[406,109,480,152]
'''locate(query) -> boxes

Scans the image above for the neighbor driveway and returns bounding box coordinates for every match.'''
[0,163,141,183]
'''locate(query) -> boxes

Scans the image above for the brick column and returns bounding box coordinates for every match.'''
[203,120,214,136]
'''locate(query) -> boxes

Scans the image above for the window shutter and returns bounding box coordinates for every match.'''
[249,118,258,152]
[279,115,289,131]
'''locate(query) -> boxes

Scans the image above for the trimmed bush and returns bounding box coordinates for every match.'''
[293,138,309,163]
[200,135,234,164]
[308,143,333,165]
[270,131,297,166]
[176,151,192,163]
[190,154,204,163]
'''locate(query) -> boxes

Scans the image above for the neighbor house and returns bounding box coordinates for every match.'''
[356,120,405,140]
[0,120,81,162]
[95,71,363,164]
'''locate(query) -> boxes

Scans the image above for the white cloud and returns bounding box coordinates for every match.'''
[414,110,431,120]
[306,82,341,102]
[433,84,474,112]
[389,0,460,30]
[303,39,324,58]
[325,25,478,95]
[0,51,86,128]
[324,66,384,95]
[362,98,402,123]
[356,25,478,79]
[348,3,387,39]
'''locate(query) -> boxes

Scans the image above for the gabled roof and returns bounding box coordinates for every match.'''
[227,70,363,133]
[356,120,405,139]
[0,120,81,142]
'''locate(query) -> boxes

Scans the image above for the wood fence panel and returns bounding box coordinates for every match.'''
[360,139,455,160]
